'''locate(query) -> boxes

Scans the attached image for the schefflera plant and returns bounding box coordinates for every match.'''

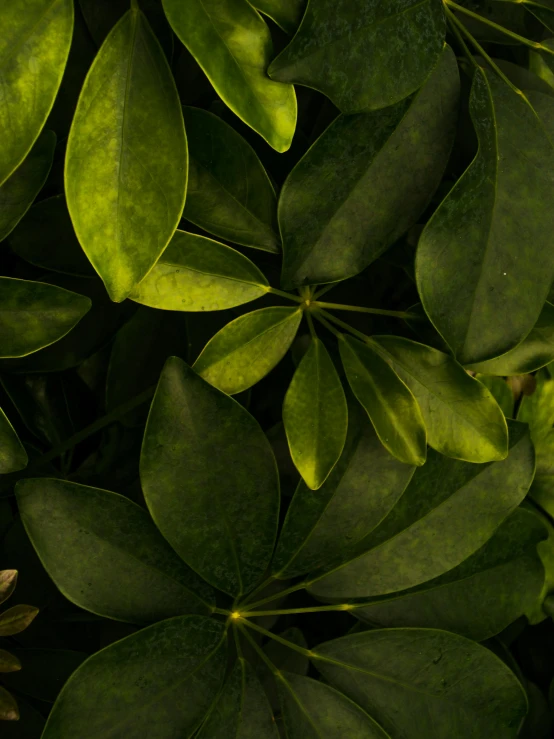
[14,357,549,738]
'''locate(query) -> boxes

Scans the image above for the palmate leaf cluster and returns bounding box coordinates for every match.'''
[3,0,554,736]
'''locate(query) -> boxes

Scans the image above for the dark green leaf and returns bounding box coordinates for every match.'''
[0,604,39,636]
[0,649,21,673]
[193,307,302,394]
[416,70,554,364]
[283,337,348,489]
[340,336,426,466]
[1,695,44,735]
[0,277,91,358]
[251,0,306,34]
[273,404,415,579]
[16,478,214,622]
[0,570,18,606]
[141,357,279,597]
[475,374,514,417]
[0,130,55,242]
[0,685,19,721]
[183,107,280,253]
[162,0,296,152]
[354,508,546,640]
[0,0,73,186]
[131,231,270,312]
[0,408,27,474]
[197,657,279,738]
[65,5,187,301]
[268,0,445,112]
[374,335,508,462]
[278,673,389,738]
[42,616,227,739]
[311,629,527,738]
[278,45,459,287]
[308,421,534,599]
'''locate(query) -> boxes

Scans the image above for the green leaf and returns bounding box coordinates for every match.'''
[0,685,19,721]
[524,1,554,32]
[0,605,39,636]
[193,307,302,394]
[130,231,269,312]
[0,0,73,186]
[517,368,554,440]
[340,336,426,466]
[354,508,547,641]
[475,375,514,417]
[283,337,348,490]
[251,0,306,34]
[278,45,459,288]
[416,70,554,364]
[16,478,214,622]
[0,408,27,474]
[311,629,527,738]
[268,0,445,112]
[0,649,21,674]
[273,404,415,579]
[162,0,296,152]
[308,421,534,599]
[529,38,554,90]
[0,570,18,606]
[374,335,508,462]
[65,5,187,302]
[0,131,55,242]
[42,616,227,739]
[278,673,389,739]
[141,357,279,597]
[8,195,95,277]
[0,277,91,358]
[197,657,279,738]
[466,302,554,375]
[183,107,280,253]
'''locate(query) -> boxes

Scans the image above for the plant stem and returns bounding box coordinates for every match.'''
[241,580,310,611]
[306,311,317,339]
[242,618,314,658]
[313,284,338,300]
[446,8,479,67]
[312,310,344,340]
[318,310,371,344]
[313,301,418,320]
[267,287,304,303]
[239,624,280,675]
[239,576,277,606]
[239,604,355,616]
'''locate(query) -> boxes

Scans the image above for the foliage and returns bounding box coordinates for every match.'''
[3,0,554,736]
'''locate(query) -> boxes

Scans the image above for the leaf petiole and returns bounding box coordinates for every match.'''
[240,580,310,611]
[267,287,305,303]
[241,618,314,658]
[239,624,281,676]
[317,309,372,344]
[313,301,419,320]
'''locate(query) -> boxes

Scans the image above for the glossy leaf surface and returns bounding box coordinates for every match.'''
[162,0,296,152]
[340,336,426,466]
[268,0,445,112]
[193,307,302,394]
[279,46,459,287]
[131,231,269,312]
[0,131,56,242]
[312,629,527,738]
[417,70,554,364]
[283,337,348,490]
[375,336,508,462]
[16,478,214,622]
[183,107,280,252]
[42,616,226,739]
[0,278,91,358]
[141,357,279,597]
[65,5,187,301]
[273,405,415,579]
[309,421,534,599]
[0,0,73,186]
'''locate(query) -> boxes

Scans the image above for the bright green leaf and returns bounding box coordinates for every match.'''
[0,0,73,186]
[141,357,279,597]
[278,45,459,288]
[273,404,415,579]
[16,478,214,623]
[183,107,280,253]
[311,629,527,738]
[416,70,554,364]
[0,130,56,242]
[197,658,279,739]
[340,336,426,466]
[131,231,269,312]
[65,5,187,301]
[374,335,508,462]
[41,616,227,739]
[283,337,348,490]
[354,508,547,640]
[162,0,297,152]
[278,673,389,739]
[308,421,534,599]
[268,0,445,112]
[0,605,39,637]
[193,307,302,394]
[251,0,306,34]
[0,408,27,474]
[0,277,91,358]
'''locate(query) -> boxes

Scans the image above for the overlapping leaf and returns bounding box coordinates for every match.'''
[252,0,306,34]
[0,409,27,475]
